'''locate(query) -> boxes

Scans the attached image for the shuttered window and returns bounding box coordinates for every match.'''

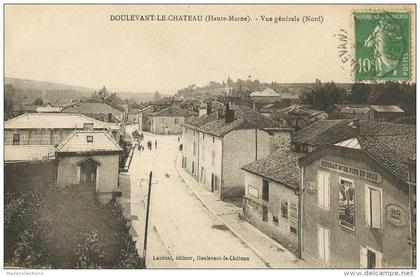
[317,225,330,263]
[365,185,382,229]
[317,171,330,209]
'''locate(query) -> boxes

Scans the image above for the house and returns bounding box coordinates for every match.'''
[271,105,328,131]
[148,106,197,134]
[139,106,155,132]
[250,88,300,103]
[35,103,63,113]
[126,109,140,124]
[250,87,282,102]
[56,130,123,201]
[181,104,291,199]
[241,150,304,255]
[298,133,416,268]
[104,93,128,112]
[329,104,405,122]
[4,112,121,147]
[291,119,416,154]
[5,114,123,200]
[62,99,126,123]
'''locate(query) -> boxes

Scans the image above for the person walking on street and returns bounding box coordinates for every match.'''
[155,140,158,149]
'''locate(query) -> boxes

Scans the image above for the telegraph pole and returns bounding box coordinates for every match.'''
[143,171,153,267]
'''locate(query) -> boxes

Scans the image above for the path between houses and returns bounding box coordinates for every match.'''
[174,152,311,269]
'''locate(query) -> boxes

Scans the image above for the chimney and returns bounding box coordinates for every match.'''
[83,122,94,130]
[224,102,235,124]
[206,101,212,115]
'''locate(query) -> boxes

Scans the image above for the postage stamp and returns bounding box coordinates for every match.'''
[354,11,411,80]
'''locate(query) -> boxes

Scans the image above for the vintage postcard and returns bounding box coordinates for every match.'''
[2,3,417,273]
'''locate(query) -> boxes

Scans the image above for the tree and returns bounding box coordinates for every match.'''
[301,81,346,110]
[153,91,161,101]
[5,84,15,120]
[348,83,371,104]
[33,97,44,105]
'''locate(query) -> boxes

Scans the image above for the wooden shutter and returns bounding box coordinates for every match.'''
[318,226,325,260]
[375,251,383,268]
[324,173,330,209]
[360,247,368,268]
[324,227,330,263]
[317,172,325,207]
[371,189,381,228]
[365,186,371,226]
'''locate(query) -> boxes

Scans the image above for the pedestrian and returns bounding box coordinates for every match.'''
[155,140,158,149]
[177,136,180,143]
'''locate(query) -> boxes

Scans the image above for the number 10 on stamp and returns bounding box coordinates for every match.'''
[354,11,411,81]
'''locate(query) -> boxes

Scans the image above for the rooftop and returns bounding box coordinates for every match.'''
[56,130,122,153]
[150,105,196,117]
[185,105,289,136]
[250,87,280,97]
[5,113,120,130]
[242,150,304,189]
[292,119,415,146]
[5,145,56,162]
[333,104,404,113]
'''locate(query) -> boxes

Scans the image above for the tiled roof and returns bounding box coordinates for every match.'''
[292,119,415,146]
[56,131,122,153]
[250,87,280,97]
[187,106,289,136]
[150,106,196,117]
[333,104,404,113]
[357,135,416,182]
[242,150,304,188]
[370,105,404,113]
[292,120,347,144]
[5,145,56,162]
[5,113,119,130]
[63,99,125,112]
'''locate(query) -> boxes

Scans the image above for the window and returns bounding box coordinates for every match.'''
[365,185,382,229]
[13,133,20,145]
[273,216,279,224]
[318,225,330,263]
[193,142,196,156]
[211,151,215,166]
[202,133,205,140]
[87,135,94,142]
[262,179,269,201]
[338,178,355,230]
[281,200,288,220]
[290,226,297,235]
[212,136,215,143]
[360,246,383,268]
[262,206,268,222]
[317,171,330,209]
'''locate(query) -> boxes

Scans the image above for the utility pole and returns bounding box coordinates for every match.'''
[143,171,153,267]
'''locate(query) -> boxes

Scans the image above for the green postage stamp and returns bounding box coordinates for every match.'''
[354,11,411,80]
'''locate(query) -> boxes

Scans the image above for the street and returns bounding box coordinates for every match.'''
[128,130,268,268]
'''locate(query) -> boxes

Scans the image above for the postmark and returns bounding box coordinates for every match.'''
[354,11,411,80]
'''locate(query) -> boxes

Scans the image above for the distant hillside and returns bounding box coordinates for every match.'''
[4,77,155,105]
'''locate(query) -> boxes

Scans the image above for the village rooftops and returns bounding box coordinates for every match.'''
[5,113,120,130]
[35,103,63,113]
[5,145,56,163]
[149,105,197,117]
[333,104,404,113]
[242,150,304,189]
[250,87,280,97]
[300,134,416,186]
[56,130,123,154]
[292,119,416,147]
[184,105,290,137]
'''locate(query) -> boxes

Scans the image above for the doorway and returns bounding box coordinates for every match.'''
[79,159,98,191]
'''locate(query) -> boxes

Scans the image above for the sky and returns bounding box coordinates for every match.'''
[4,4,415,94]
